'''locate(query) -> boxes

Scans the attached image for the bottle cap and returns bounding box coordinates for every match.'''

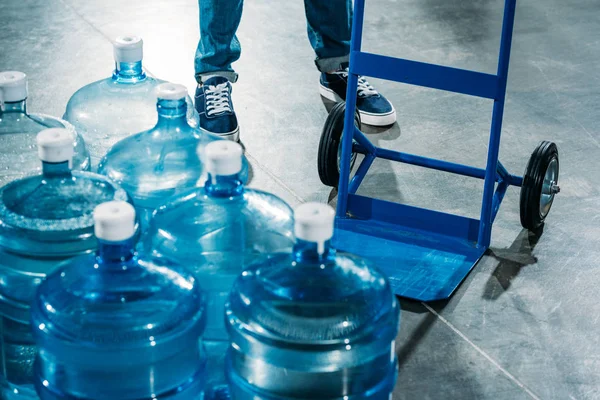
[94,201,136,242]
[156,83,187,101]
[204,141,243,176]
[294,203,335,253]
[0,71,27,106]
[113,36,143,63]
[37,128,74,165]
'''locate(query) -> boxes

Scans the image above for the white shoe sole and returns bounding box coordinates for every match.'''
[200,126,240,142]
[319,84,397,127]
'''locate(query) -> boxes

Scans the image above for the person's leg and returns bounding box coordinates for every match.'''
[304,0,352,73]
[194,0,242,140]
[194,0,243,83]
[305,0,397,126]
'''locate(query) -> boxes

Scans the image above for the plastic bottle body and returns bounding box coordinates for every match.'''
[98,96,206,230]
[31,229,207,400]
[98,94,250,232]
[0,102,90,186]
[0,160,129,400]
[63,63,199,167]
[145,177,294,394]
[224,239,400,400]
[0,299,41,400]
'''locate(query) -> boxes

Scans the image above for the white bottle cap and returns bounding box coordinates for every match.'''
[204,141,243,176]
[36,128,74,165]
[94,201,136,242]
[294,202,335,254]
[113,36,143,63]
[0,71,27,107]
[156,83,187,101]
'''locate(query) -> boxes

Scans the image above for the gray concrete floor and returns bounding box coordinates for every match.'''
[1,0,599,399]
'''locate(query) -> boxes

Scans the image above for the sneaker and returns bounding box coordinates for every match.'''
[319,65,397,127]
[195,76,240,141]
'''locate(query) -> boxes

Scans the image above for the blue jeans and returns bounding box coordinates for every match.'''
[195,0,352,83]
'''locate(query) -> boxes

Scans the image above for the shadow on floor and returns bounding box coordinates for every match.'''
[396,297,450,367]
[363,123,402,141]
[483,226,544,300]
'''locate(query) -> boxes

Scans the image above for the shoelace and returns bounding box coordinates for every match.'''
[205,82,232,116]
[334,68,379,97]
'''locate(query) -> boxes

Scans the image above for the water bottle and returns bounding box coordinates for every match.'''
[97,83,247,230]
[0,71,90,186]
[144,141,294,397]
[0,129,130,400]
[31,201,207,400]
[225,203,400,400]
[63,36,199,166]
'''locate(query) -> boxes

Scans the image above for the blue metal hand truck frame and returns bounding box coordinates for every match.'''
[320,0,560,301]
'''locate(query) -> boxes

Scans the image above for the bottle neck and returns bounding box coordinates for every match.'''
[112,61,147,83]
[156,98,188,125]
[205,173,244,197]
[42,161,72,177]
[293,239,335,264]
[0,99,27,114]
[96,237,137,265]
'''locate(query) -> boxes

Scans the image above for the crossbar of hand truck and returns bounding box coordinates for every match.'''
[348,161,514,222]
[348,153,375,194]
[350,51,500,100]
[497,161,523,186]
[352,142,523,184]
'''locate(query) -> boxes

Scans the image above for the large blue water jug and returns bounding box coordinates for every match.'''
[0,129,130,400]
[98,83,248,230]
[31,201,207,400]
[0,71,90,186]
[144,141,294,397]
[63,36,199,166]
[225,203,400,400]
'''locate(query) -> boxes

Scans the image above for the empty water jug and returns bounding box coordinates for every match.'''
[0,129,130,400]
[63,36,199,165]
[98,83,246,229]
[0,71,90,186]
[144,141,294,396]
[31,201,207,400]
[225,203,400,400]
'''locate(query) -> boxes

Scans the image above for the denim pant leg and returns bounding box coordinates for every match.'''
[194,0,244,83]
[304,0,353,72]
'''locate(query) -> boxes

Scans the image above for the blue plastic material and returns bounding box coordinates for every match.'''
[333,0,520,301]
[0,97,90,187]
[0,160,129,400]
[31,205,207,400]
[63,60,199,166]
[98,93,249,230]
[144,168,294,395]
[225,235,400,399]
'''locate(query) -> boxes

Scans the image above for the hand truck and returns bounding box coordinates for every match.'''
[317,0,560,301]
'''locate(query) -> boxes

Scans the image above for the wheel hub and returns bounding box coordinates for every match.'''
[540,158,559,217]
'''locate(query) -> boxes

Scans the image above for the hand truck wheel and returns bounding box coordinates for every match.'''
[317,102,362,187]
[520,141,560,230]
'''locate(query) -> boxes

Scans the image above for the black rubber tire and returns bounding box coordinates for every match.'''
[520,141,559,230]
[317,102,361,187]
